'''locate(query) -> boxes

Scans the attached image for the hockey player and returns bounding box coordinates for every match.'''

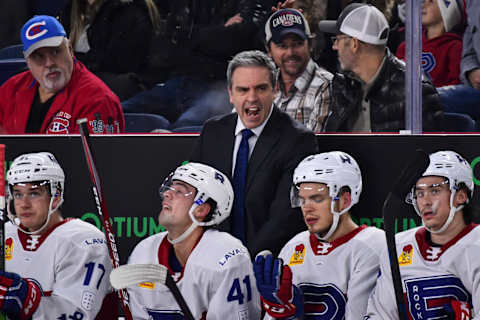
[254,151,385,319]
[0,152,113,319]
[365,150,479,320]
[126,162,261,319]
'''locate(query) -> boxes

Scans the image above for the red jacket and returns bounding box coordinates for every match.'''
[396,31,462,87]
[0,60,125,134]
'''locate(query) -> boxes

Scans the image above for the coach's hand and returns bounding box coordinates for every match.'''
[254,250,303,319]
[0,271,41,320]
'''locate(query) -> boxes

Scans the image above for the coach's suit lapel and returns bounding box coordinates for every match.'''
[215,114,237,179]
[246,108,282,191]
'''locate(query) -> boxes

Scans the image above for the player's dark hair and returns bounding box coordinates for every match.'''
[458,182,479,224]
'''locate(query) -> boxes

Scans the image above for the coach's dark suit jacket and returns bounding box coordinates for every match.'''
[190,107,318,256]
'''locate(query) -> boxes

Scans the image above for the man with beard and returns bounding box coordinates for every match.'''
[190,50,318,257]
[0,15,124,134]
[265,8,333,132]
[318,3,443,132]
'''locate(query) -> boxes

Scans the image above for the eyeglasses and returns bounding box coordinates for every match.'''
[413,180,449,199]
[330,35,352,43]
[159,184,194,199]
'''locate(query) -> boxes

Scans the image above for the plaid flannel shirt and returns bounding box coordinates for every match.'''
[274,59,333,132]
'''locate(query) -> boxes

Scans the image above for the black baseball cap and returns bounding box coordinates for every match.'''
[265,9,313,44]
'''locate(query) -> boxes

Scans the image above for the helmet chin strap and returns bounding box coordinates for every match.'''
[428,205,463,234]
[9,196,64,235]
[315,198,350,241]
[167,204,200,245]
[428,191,464,234]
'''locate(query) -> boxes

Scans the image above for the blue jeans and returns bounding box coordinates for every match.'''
[437,84,480,119]
[122,76,231,129]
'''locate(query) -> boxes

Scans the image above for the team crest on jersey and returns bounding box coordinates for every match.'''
[5,238,13,260]
[139,282,155,289]
[398,244,413,266]
[47,111,72,133]
[289,244,305,265]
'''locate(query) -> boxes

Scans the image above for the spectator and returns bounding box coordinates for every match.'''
[126,162,261,318]
[254,151,385,319]
[365,150,479,319]
[57,0,160,101]
[387,0,406,54]
[437,0,480,126]
[265,9,333,132]
[121,0,260,130]
[318,3,443,132]
[190,50,318,257]
[0,15,124,134]
[396,0,464,87]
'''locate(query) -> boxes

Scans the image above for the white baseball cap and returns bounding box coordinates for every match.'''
[318,3,389,45]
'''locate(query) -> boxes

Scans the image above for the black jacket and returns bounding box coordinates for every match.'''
[58,0,155,100]
[72,0,153,74]
[324,49,444,132]
[146,0,258,80]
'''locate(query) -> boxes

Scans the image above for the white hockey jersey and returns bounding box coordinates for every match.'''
[267,225,385,320]
[5,218,113,320]
[127,229,261,320]
[365,224,480,320]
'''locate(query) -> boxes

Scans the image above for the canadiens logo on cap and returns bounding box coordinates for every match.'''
[289,243,306,266]
[265,9,312,44]
[26,21,48,40]
[398,244,413,266]
[5,238,13,260]
[21,15,67,58]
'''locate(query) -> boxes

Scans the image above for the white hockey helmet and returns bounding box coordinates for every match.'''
[7,152,65,234]
[436,0,465,32]
[159,162,233,244]
[170,162,234,226]
[406,150,473,233]
[291,151,362,240]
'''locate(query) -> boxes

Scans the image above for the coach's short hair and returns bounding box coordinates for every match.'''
[226,50,277,89]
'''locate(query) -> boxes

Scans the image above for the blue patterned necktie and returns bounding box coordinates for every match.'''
[232,128,254,244]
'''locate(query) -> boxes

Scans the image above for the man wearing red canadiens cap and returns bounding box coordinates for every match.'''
[318,3,443,133]
[0,15,125,134]
[265,9,333,132]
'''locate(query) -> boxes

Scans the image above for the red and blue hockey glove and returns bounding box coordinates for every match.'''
[444,300,471,320]
[254,250,304,319]
[0,271,41,320]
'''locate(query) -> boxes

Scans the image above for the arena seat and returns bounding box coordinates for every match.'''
[0,58,27,86]
[0,44,24,60]
[443,112,476,132]
[124,113,170,133]
[170,126,203,133]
